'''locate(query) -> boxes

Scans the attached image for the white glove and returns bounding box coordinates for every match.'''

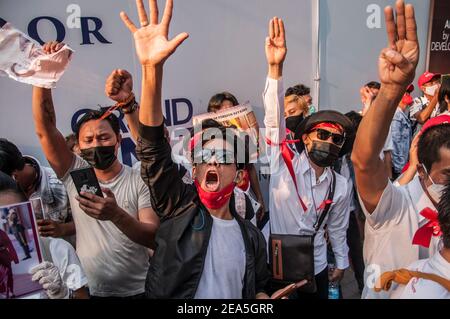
[30,261,69,299]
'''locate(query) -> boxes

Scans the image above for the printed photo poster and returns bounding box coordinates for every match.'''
[192,103,260,162]
[428,0,450,73]
[0,201,43,299]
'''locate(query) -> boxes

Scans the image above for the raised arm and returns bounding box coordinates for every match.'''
[120,0,188,127]
[263,17,287,145]
[32,42,74,178]
[351,0,419,213]
[105,69,140,142]
[120,0,189,218]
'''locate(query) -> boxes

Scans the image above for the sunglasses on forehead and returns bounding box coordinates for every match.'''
[313,128,346,146]
[193,148,235,165]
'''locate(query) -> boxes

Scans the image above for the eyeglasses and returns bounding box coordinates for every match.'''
[193,148,235,165]
[313,128,345,146]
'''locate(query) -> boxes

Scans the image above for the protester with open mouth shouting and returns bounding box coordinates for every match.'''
[124,0,283,299]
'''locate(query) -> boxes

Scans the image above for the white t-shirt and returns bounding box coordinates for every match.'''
[61,156,151,297]
[391,251,450,299]
[194,215,246,299]
[360,176,442,299]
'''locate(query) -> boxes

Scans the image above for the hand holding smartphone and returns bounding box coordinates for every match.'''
[271,279,309,299]
[70,167,103,198]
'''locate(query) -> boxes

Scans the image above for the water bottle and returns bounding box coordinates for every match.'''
[328,281,340,299]
[328,263,340,299]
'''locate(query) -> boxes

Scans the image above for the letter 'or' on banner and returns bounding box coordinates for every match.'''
[0,18,73,89]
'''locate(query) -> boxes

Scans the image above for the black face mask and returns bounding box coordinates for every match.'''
[308,141,341,167]
[285,114,304,133]
[80,145,117,170]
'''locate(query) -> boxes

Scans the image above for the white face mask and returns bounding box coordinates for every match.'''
[424,84,439,97]
[428,183,445,204]
[423,165,445,203]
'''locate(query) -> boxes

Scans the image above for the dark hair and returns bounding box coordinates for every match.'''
[189,120,248,169]
[0,138,25,176]
[338,111,362,156]
[207,92,239,113]
[437,176,450,248]
[0,171,26,201]
[418,124,450,171]
[438,79,450,114]
[285,84,310,98]
[366,81,381,90]
[74,109,120,141]
[345,111,363,131]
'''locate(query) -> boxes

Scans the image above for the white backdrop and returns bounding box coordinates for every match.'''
[0,0,432,206]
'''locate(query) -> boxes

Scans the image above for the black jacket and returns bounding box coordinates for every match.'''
[136,122,270,299]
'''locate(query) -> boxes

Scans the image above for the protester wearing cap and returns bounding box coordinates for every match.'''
[351,1,448,299]
[410,71,441,134]
[263,17,352,299]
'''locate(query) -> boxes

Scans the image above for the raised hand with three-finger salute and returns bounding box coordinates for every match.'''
[265,17,287,80]
[378,0,419,97]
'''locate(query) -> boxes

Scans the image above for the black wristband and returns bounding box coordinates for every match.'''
[121,98,139,114]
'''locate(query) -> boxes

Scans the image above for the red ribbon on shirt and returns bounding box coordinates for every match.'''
[266,136,308,211]
[318,199,333,210]
[412,208,442,248]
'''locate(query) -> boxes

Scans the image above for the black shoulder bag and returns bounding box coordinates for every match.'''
[269,170,336,293]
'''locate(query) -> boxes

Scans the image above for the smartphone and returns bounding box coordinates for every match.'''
[271,279,309,299]
[70,167,103,198]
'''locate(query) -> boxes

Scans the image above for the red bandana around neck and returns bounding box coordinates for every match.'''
[194,179,235,209]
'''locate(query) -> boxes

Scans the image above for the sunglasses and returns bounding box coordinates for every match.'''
[313,128,346,146]
[193,148,235,165]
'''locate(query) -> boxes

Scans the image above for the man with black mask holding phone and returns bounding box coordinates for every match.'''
[31,41,159,298]
[263,17,353,299]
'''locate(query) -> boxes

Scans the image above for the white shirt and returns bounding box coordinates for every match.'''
[61,156,152,297]
[26,237,88,299]
[390,251,450,299]
[360,176,442,299]
[40,237,88,291]
[194,215,246,299]
[263,77,351,274]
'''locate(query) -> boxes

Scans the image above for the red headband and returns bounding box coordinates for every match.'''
[189,132,203,151]
[310,122,344,135]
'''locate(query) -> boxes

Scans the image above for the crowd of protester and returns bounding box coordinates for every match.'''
[0,0,449,299]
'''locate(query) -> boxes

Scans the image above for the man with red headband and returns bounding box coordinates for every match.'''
[263,16,353,299]
[352,0,448,299]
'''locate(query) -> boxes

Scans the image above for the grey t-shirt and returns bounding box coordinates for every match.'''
[194,215,246,299]
[61,156,151,297]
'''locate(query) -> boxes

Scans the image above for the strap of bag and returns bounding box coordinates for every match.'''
[313,170,336,234]
[267,137,336,229]
[375,268,450,292]
[266,137,307,211]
